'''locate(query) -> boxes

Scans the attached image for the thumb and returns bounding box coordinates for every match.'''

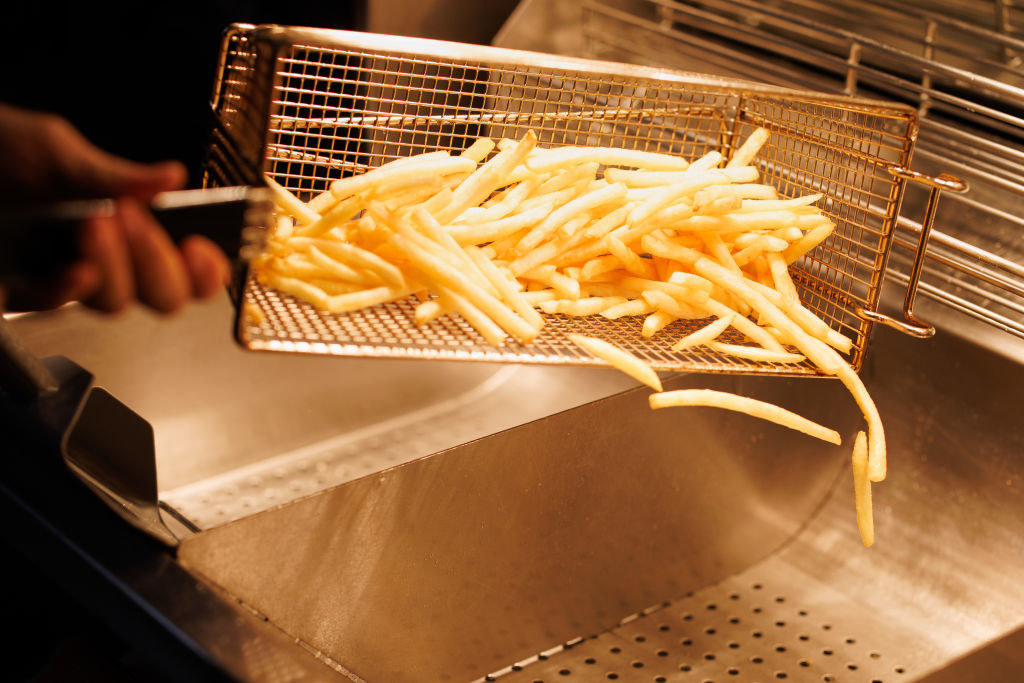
[56,125,187,200]
[66,149,187,200]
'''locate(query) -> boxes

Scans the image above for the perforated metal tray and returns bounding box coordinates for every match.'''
[206,25,964,374]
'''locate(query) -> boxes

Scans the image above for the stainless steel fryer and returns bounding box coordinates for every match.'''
[205,24,967,375]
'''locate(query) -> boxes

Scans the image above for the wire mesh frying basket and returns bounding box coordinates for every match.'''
[204,24,965,375]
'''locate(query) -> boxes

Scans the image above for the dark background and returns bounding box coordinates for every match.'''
[2,3,368,185]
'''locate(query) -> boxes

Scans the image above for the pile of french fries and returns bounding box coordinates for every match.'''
[256,128,878,547]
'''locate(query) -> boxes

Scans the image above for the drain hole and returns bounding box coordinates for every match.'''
[681,638,693,646]
[775,645,787,653]
[657,650,669,657]
[799,659,811,667]
[607,673,619,680]
[823,649,834,656]
[799,610,808,616]
[585,658,596,665]
[775,672,788,679]
[895,667,906,674]
[707,603,718,611]
[705,628,717,635]
[775,621,786,627]
[775,596,786,603]
[703,653,716,661]
[728,641,740,649]
[610,647,621,654]
[682,613,694,621]
[823,676,835,682]
[730,593,741,600]
[635,636,646,643]
[848,664,858,671]
[559,669,571,676]
[753,583,763,590]
[870,652,881,659]
[753,607,764,614]
[659,624,671,632]
[798,634,810,641]
[632,661,644,669]
[655,678,667,683]
[751,657,764,664]
[752,631,763,638]
[680,664,692,672]
[729,617,740,624]
[728,668,740,676]
[846,638,857,644]
[822,624,833,631]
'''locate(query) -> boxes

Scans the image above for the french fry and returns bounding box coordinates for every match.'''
[541,296,628,316]
[434,130,537,223]
[569,334,662,391]
[707,341,806,364]
[727,127,770,168]
[851,431,875,547]
[264,174,320,225]
[671,314,735,351]
[527,147,690,174]
[460,137,495,162]
[601,298,654,319]
[642,310,676,338]
[650,389,841,445]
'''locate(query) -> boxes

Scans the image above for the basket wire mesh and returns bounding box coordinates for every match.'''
[206,25,925,374]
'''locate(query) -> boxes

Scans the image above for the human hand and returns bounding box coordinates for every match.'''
[0,103,230,313]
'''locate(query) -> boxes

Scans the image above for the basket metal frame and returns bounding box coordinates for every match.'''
[205,24,965,374]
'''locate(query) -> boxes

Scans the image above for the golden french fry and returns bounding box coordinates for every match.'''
[642,310,676,338]
[513,182,626,255]
[460,137,495,162]
[784,223,834,264]
[727,127,769,168]
[541,296,628,316]
[650,389,841,445]
[264,174,320,225]
[671,314,734,351]
[527,147,689,174]
[707,341,806,364]
[287,236,405,289]
[465,245,544,331]
[569,334,662,391]
[435,130,538,223]
[851,431,875,548]
[641,289,704,320]
[601,298,653,319]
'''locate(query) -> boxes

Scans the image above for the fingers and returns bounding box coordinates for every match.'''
[61,137,187,200]
[181,236,231,299]
[119,199,194,314]
[69,202,230,315]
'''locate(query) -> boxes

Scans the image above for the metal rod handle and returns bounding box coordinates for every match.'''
[857,167,969,338]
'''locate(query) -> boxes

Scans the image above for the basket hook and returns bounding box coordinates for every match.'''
[856,167,968,338]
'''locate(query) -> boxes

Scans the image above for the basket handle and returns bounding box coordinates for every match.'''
[855,166,968,338]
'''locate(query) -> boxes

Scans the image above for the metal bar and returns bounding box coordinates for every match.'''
[856,167,969,337]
